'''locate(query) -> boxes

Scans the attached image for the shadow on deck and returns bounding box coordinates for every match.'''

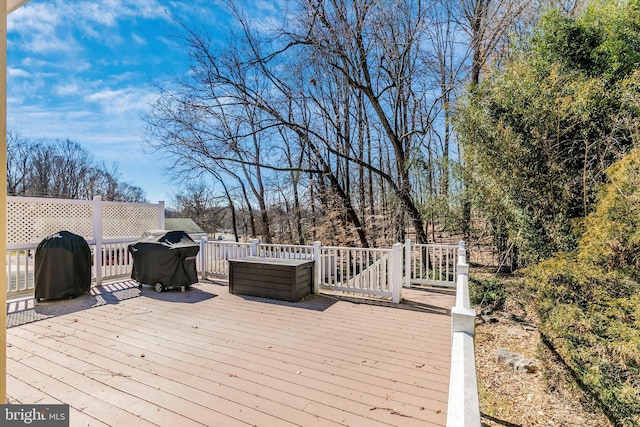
[6,280,454,426]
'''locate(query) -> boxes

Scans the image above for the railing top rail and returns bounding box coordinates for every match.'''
[100,237,139,244]
[260,243,314,250]
[206,241,251,246]
[321,245,392,253]
[411,243,460,249]
[6,243,39,250]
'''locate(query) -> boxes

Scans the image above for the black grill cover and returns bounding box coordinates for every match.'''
[128,230,199,286]
[34,231,91,301]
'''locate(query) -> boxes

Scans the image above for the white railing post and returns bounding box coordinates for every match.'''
[451,264,475,333]
[404,239,411,288]
[447,240,480,427]
[391,243,403,304]
[251,239,260,257]
[456,241,470,310]
[457,240,466,269]
[158,200,165,229]
[313,241,321,294]
[93,196,103,286]
[200,237,208,281]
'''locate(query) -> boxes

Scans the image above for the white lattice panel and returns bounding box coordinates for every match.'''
[7,200,94,245]
[7,197,162,245]
[102,204,160,239]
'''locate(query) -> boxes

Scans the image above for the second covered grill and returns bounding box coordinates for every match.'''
[128,230,200,292]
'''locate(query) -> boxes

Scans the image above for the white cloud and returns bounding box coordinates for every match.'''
[8,67,30,78]
[157,35,180,49]
[55,81,80,96]
[86,86,156,116]
[75,1,119,27]
[131,33,147,46]
[8,2,77,54]
[8,0,170,54]
[110,71,140,84]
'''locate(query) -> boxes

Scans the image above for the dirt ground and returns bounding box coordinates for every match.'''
[473,275,612,427]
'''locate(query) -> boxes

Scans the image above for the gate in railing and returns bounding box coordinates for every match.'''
[317,245,396,300]
[199,239,457,302]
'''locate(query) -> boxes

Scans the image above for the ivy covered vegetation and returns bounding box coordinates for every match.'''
[528,150,640,426]
[457,1,640,268]
[455,2,640,425]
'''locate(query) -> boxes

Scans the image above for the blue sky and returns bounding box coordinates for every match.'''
[6,0,244,205]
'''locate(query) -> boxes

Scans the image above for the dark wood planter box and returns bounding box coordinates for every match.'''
[228,257,314,302]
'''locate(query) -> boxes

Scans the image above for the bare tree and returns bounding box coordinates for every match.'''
[146,0,547,247]
[145,11,370,245]
[172,182,227,235]
[7,134,147,202]
[288,0,439,243]
[6,131,32,196]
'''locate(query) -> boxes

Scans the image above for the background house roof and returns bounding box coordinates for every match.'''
[165,218,205,235]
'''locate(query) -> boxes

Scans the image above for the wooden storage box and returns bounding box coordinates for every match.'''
[228,257,314,302]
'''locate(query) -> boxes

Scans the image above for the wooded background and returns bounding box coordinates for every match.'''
[11,0,640,272]
[146,0,637,271]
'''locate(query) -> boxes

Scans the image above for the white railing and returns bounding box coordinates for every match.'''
[198,240,315,279]
[200,239,424,303]
[94,238,137,280]
[406,240,458,288]
[6,244,37,296]
[198,241,253,278]
[6,238,140,298]
[318,245,395,300]
[446,241,481,427]
[5,195,164,298]
[8,234,461,302]
[257,243,314,259]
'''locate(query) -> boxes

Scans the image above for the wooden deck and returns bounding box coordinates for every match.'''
[6,281,455,426]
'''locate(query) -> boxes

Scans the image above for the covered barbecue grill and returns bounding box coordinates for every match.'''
[128,230,199,292]
[34,230,91,301]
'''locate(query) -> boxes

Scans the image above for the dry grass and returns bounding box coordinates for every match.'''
[473,273,612,427]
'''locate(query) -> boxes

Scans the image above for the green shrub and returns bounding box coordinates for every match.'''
[469,276,506,312]
[578,147,640,282]
[525,145,640,425]
[529,255,640,426]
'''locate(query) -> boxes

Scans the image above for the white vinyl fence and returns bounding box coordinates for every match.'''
[406,241,459,287]
[6,195,164,298]
[199,239,459,303]
[6,195,460,305]
[317,245,398,300]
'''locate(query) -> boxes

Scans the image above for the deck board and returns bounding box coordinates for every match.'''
[7,281,454,426]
